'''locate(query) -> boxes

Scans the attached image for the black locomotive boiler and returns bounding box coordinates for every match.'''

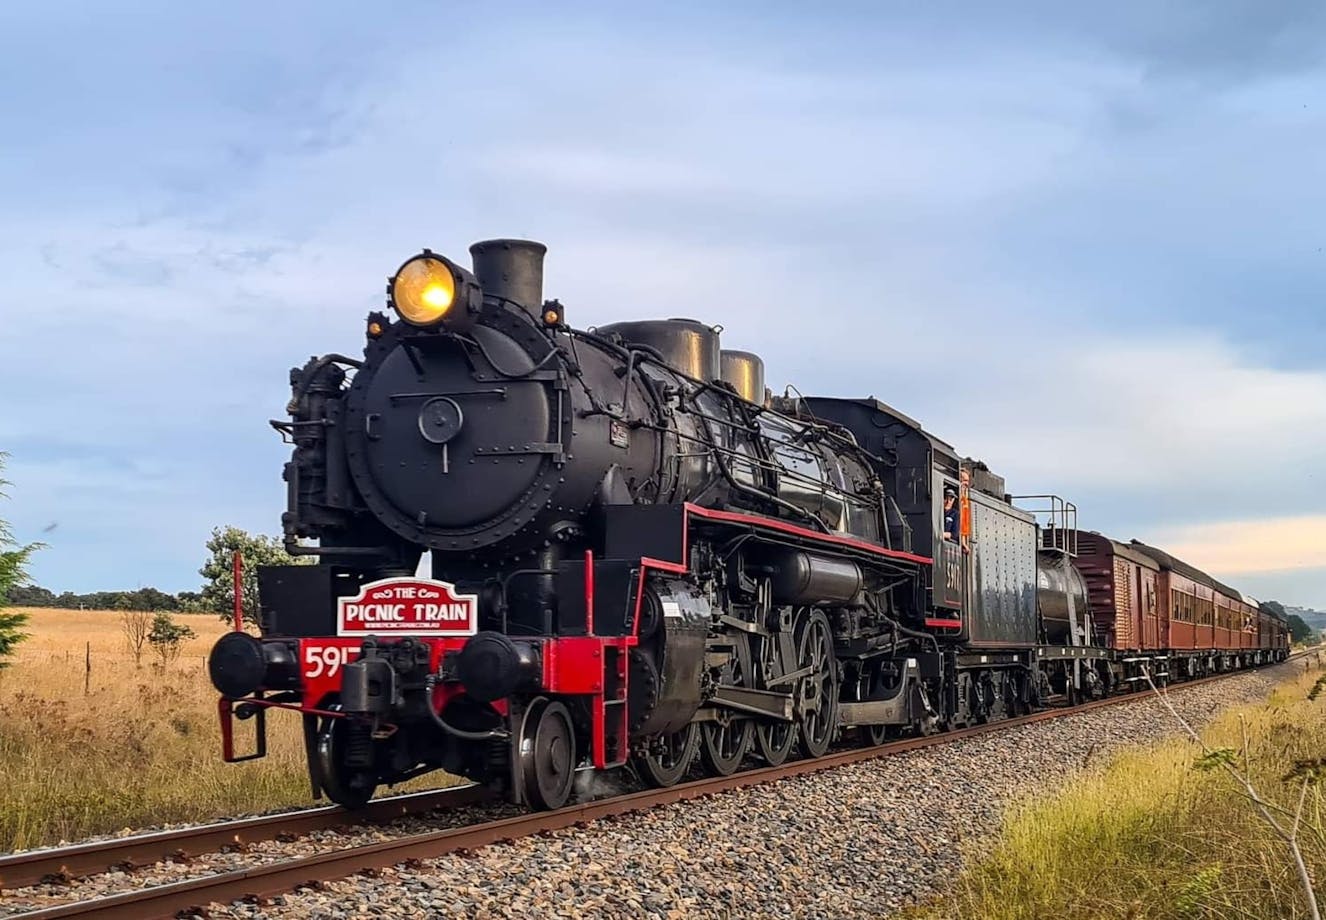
[207,238,1288,809]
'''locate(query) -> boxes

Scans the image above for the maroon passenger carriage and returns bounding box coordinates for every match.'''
[1070,535,1288,686]
[207,238,1290,810]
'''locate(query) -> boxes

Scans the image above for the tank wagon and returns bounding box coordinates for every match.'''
[207,239,1291,809]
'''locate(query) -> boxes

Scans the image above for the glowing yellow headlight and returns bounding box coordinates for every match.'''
[391,256,457,325]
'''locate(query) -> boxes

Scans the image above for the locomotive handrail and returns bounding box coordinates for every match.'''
[1012,493,1079,557]
[454,329,562,379]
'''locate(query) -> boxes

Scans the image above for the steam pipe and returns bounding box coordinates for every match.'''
[423,674,510,740]
[283,538,392,557]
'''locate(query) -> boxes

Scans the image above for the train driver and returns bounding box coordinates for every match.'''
[943,487,959,542]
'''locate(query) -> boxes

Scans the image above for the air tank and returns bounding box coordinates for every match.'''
[719,349,765,404]
[768,550,863,606]
[1037,554,1090,644]
[597,318,721,382]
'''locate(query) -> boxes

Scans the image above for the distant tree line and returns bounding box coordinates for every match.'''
[9,526,307,624]
[5,584,206,613]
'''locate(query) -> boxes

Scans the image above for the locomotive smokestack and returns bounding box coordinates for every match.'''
[469,239,547,313]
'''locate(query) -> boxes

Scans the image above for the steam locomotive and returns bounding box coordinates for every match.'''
[207,239,1291,810]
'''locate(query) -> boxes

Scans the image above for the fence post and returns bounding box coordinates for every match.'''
[84,641,91,696]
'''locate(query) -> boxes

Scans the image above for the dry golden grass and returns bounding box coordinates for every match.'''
[909,661,1326,920]
[0,608,445,852]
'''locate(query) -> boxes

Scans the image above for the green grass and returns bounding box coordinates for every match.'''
[909,663,1325,920]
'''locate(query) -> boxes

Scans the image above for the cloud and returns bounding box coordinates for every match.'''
[936,333,1326,497]
[1099,2,1326,85]
[2,2,1325,605]
[1147,514,1326,577]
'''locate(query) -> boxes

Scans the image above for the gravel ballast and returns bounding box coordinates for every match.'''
[0,801,525,916]
[185,661,1303,920]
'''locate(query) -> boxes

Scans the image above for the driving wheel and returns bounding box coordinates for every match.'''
[634,723,699,787]
[700,639,754,776]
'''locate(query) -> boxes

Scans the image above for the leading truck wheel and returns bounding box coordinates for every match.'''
[317,718,379,809]
[520,699,576,810]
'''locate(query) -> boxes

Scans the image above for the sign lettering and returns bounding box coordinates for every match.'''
[336,578,479,637]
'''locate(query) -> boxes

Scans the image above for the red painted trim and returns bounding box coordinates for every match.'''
[924,617,963,628]
[219,697,236,760]
[628,508,929,640]
[592,695,606,768]
[584,548,595,636]
[232,550,244,632]
[683,503,933,565]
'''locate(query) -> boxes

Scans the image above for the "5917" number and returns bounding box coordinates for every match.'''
[303,643,356,679]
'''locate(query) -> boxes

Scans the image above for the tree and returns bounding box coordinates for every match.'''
[131,587,177,611]
[148,612,196,667]
[0,453,40,670]
[176,590,207,613]
[1263,600,1316,645]
[122,609,152,667]
[199,526,308,629]
[1286,613,1315,645]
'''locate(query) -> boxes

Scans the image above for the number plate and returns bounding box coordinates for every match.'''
[301,639,362,682]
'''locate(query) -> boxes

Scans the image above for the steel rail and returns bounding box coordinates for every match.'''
[5,654,1304,920]
[0,784,488,890]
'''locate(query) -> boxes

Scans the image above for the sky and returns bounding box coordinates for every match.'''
[0,1,1323,605]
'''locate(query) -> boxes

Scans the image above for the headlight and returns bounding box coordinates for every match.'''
[388,251,480,328]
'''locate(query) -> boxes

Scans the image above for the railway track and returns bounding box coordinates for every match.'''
[0,785,489,893]
[1,657,1304,920]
